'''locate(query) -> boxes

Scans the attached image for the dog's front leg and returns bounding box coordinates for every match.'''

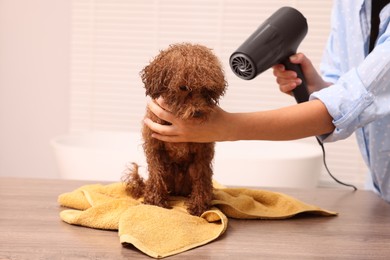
[186,160,213,216]
[143,163,171,209]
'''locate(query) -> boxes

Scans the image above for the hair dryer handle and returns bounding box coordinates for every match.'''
[282,59,309,103]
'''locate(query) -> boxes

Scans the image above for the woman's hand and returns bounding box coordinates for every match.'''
[143,98,232,143]
[272,53,331,96]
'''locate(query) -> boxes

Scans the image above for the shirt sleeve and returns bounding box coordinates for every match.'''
[311,23,390,142]
[318,1,343,85]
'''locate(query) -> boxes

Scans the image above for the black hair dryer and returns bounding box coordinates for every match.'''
[230,6,309,103]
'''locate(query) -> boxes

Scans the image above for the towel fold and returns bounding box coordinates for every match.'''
[58,182,336,258]
[212,188,335,219]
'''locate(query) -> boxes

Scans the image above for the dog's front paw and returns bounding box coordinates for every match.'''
[187,202,210,216]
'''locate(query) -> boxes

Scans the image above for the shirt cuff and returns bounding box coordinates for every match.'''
[309,68,375,142]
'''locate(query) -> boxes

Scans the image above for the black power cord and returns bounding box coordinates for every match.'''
[316,137,357,191]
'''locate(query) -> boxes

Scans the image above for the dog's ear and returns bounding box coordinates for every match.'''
[204,70,228,102]
[140,63,168,99]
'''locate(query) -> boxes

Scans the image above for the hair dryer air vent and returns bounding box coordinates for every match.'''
[230,53,256,80]
[229,6,309,103]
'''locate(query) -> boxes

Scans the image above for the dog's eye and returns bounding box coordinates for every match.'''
[180,86,190,91]
[210,98,218,105]
[193,111,204,118]
[201,90,219,106]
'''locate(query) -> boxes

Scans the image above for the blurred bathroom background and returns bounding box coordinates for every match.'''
[0,0,368,188]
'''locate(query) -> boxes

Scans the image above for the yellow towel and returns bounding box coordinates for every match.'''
[58,182,336,258]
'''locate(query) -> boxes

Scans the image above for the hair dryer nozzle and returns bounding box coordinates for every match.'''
[230,53,257,80]
[229,6,310,103]
[230,6,307,80]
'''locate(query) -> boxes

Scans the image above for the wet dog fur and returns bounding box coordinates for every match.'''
[124,43,227,216]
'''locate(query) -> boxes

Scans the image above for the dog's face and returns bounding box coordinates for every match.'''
[140,43,227,121]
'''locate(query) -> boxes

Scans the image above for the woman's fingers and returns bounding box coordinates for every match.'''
[155,96,170,112]
[144,99,185,141]
[143,118,175,136]
[273,63,302,95]
[147,99,175,124]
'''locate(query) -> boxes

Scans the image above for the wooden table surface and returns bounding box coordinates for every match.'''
[1,178,390,259]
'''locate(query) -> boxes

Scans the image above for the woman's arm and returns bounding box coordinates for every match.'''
[144,98,334,143]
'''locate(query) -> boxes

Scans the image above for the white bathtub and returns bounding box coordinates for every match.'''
[51,131,323,188]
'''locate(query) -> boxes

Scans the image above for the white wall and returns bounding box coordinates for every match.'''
[0,0,71,178]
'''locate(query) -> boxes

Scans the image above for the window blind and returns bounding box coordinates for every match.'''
[70,0,368,188]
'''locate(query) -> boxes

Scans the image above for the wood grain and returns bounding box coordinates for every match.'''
[1,178,390,259]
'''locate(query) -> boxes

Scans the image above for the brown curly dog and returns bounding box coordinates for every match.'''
[124,43,227,216]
